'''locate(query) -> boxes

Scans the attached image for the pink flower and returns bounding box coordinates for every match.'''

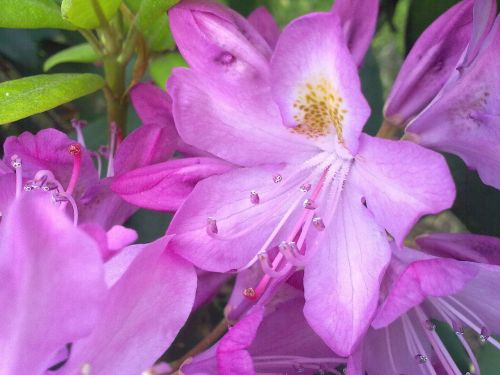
[166,1,455,355]
[385,0,500,189]
[351,235,500,374]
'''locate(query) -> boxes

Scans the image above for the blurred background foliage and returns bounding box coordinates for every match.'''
[0,0,499,371]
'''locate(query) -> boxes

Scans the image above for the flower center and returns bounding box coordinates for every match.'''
[291,79,347,142]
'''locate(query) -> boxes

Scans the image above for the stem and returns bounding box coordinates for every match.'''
[103,57,128,138]
[376,118,404,139]
[168,319,228,373]
[79,29,103,55]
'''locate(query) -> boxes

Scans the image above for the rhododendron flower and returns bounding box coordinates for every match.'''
[385,0,500,189]
[350,235,500,375]
[0,192,196,375]
[166,1,455,355]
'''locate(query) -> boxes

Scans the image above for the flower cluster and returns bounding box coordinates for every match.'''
[1,0,499,374]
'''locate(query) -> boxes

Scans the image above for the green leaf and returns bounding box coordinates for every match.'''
[0,0,76,29]
[145,15,175,52]
[0,73,104,124]
[124,0,141,12]
[135,0,179,34]
[61,0,122,29]
[43,43,100,71]
[149,52,186,87]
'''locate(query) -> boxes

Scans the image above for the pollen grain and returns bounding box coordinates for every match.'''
[291,80,347,142]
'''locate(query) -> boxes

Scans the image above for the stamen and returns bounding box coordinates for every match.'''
[71,118,87,148]
[206,217,218,235]
[91,151,102,177]
[402,314,437,375]
[66,143,82,196]
[300,183,311,192]
[257,251,293,277]
[52,192,79,226]
[243,287,256,300]
[414,354,428,364]
[279,241,307,267]
[250,190,260,204]
[11,155,22,198]
[106,122,117,178]
[416,305,463,375]
[312,215,325,231]
[479,327,490,344]
[303,198,316,210]
[384,328,399,374]
[438,298,500,350]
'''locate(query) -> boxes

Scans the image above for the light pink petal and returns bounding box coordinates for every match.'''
[303,186,391,356]
[384,0,474,125]
[217,307,264,375]
[112,157,234,211]
[62,237,196,375]
[106,225,137,251]
[416,232,500,265]
[169,0,271,84]
[130,82,173,125]
[372,257,479,328]
[332,0,379,66]
[0,194,105,375]
[114,124,177,176]
[351,135,455,244]
[168,164,312,272]
[247,6,280,48]
[3,129,98,196]
[271,12,370,154]
[406,17,500,189]
[168,68,317,167]
[460,0,497,68]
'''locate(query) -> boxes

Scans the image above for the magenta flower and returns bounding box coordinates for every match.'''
[386,0,500,189]
[0,192,196,374]
[352,236,500,375]
[165,1,455,356]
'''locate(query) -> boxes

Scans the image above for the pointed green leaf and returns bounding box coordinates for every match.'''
[0,73,104,124]
[61,0,122,29]
[0,0,76,29]
[149,52,186,87]
[145,15,175,52]
[135,0,179,34]
[44,43,100,72]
